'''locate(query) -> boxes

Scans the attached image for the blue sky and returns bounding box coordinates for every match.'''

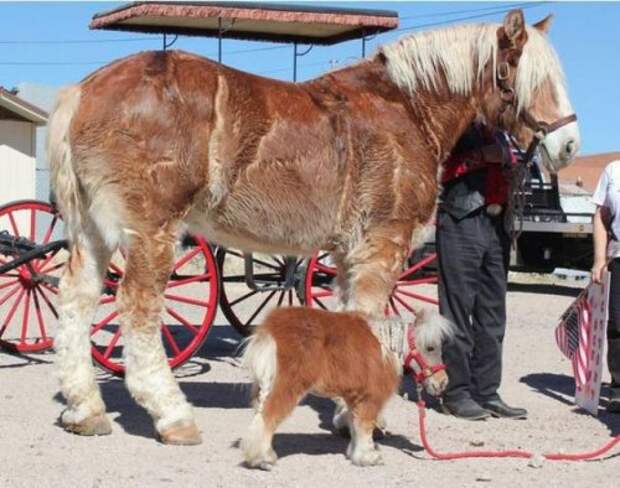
[1,1,618,155]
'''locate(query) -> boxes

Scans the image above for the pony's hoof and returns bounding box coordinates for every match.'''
[350,448,384,467]
[159,420,202,446]
[63,413,112,436]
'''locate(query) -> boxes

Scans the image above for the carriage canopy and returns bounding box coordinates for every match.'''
[90,1,399,45]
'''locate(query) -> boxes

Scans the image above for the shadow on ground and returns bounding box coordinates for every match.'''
[507,282,584,297]
[521,372,620,435]
[0,349,53,369]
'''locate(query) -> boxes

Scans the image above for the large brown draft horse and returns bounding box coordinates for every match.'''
[48,10,579,444]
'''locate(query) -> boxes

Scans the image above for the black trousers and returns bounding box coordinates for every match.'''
[606,259,620,396]
[436,208,511,403]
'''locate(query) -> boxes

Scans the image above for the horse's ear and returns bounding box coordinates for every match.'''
[533,14,554,33]
[501,9,527,49]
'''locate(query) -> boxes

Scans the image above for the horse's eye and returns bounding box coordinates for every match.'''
[426,346,436,352]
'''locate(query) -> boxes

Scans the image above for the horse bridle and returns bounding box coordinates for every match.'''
[403,324,446,383]
[495,49,577,166]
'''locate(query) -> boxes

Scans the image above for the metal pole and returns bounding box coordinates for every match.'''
[218,17,222,63]
[293,42,298,82]
[292,44,313,82]
[163,33,167,52]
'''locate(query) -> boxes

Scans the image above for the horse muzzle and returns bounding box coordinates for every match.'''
[422,370,449,397]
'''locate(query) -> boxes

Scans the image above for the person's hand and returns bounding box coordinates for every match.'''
[591,259,607,284]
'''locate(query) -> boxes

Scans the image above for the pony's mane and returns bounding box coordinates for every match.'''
[415,309,454,350]
[379,22,566,113]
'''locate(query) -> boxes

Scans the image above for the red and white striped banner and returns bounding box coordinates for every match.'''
[555,274,609,415]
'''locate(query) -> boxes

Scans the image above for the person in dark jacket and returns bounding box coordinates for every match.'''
[437,122,528,420]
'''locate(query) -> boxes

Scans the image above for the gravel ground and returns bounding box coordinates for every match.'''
[0,278,618,488]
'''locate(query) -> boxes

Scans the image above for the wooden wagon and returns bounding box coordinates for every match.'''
[0,1,438,374]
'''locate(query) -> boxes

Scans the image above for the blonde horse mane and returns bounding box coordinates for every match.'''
[379,22,567,113]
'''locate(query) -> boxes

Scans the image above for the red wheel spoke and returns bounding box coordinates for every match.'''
[311,288,334,299]
[0,279,19,292]
[393,293,416,313]
[394,288,439,305]
[388,297,400,316]
[39,261,66,274]
[108,261,124,276]
[161,324,181,356]
[39,282,59,295]
[166,273,212,289]
[42,215,58,244]
[398,253,437,279]
[34,286,59,318]
[0,283,21,307]
[32,290,49,341]
[312,297,328,310]
[7,212,20,237]
[30,208,35,241]
[244,290,277,327]
[91,311,119,334]
[228,288,260,307]
[20,290,32,343]
[172,247,202,272]
[99,296,116,305]
[35,248,59,273]
[0,287,27,335]
[102,328,122,359]
[315,263,337,275]
[165,307,199,336]
[164,293,210,307]
[36,248,63,273]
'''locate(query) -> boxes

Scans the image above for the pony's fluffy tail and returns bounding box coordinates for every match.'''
[241,330,277,410]
[47,85,82,243]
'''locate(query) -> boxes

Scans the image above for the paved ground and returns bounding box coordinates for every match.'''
[0,279,618,488]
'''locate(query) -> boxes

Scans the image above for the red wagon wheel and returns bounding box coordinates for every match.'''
[217,249,305,337]
[90,235,219,375]
[0,200,65,352]
[304,249,439,319]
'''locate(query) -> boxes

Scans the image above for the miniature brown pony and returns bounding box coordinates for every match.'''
[48,10,579,444]
[241,307,453,469]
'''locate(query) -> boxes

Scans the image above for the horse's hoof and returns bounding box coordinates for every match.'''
[159,420,202,446]
[63,413,112,436]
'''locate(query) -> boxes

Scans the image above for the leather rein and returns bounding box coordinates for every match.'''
[495,49,577,166]
[403,324,446,383]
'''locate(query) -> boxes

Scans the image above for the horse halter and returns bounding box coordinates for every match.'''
[495,49,577,166]
[403,324,446,383]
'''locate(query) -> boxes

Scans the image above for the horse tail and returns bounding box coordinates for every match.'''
[47,85,83,243]
[241,329,277,410]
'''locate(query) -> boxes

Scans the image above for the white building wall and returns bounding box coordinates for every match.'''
[0,119,34,156]
[0,120,37,205]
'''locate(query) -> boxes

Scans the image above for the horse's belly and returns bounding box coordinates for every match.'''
[185,189,338,255]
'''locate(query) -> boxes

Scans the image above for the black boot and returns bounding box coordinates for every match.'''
[607,338,620,413]
[441,397,491,420]
[480,397,528,419]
